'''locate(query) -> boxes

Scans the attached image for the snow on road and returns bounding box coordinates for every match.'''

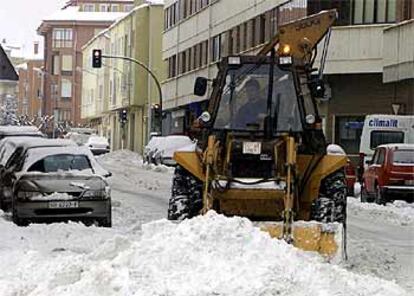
[0,150,412,295]
[348,197,414,226]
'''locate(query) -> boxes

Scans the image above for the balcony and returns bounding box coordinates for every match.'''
[315,24,388,74]
[382,20,414,83]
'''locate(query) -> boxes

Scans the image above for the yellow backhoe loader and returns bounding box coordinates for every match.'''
[167,10,348,261]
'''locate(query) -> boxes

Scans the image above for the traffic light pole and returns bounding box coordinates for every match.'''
[101,55,163,135]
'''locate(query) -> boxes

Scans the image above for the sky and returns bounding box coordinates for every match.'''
[0,0,68,58]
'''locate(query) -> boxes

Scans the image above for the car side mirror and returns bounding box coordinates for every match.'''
[194,77,208,96]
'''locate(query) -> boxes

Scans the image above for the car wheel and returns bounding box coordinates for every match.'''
[311,170,347,224]
[375,185,387,205]
[168,165,203,220]
[99,208,112,227]
[360,182,369,203]
[12,202,28,227]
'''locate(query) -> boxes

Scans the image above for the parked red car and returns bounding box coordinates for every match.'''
[361,144,414,204]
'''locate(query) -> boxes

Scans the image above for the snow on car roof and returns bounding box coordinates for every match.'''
[0,125,42,135]
[23,145,110,176]
[5,137,76,150]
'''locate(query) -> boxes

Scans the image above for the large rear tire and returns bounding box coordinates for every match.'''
[311,170,347,224]
[168,166,202,220]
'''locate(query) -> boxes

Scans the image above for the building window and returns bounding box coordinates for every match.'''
[334,116,364,154]
[100,4,109,12]
[61,55,72,74]
[83,4,95,12]
[111,5,119,12]
[179,51,187,74]
[168,55,177,78]
[52,55,60,75]
[61,78,72,98]
[352,0,397,24]
[52,28,73,48]
[211,34,221,62]
[124,5,134,12]
[202,41,208,66]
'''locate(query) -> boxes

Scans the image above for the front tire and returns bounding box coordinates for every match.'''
[375,185,387,205]
[311,170,347,224]
[12,202,28,227]
[168,166,202,220]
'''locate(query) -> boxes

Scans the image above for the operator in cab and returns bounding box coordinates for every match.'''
[235,79,267,129]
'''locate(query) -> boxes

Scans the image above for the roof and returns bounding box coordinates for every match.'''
[82,1,164,50]
[0,45,19,81]
[377,144,414,150]
[42,6,126,22]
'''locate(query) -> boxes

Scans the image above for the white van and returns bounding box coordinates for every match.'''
[359,114,414,166]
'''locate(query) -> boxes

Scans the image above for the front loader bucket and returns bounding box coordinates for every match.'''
[257,221,345,262]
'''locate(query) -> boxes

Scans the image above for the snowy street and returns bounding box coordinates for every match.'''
[0,150,412,295]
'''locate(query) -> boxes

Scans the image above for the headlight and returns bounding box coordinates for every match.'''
[16,191,40,201]
[305,114,316,125]
[82,189,109,199]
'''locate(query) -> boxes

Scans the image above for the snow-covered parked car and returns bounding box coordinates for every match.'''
[151,135,196,166]
[0,138,77,210]
[9,146,112,227]
[143,136,165,164]
[64,132,92,146]
[85,135,110,155]
[0,126,44,140]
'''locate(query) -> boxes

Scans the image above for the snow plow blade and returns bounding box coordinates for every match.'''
[258,221,344,261]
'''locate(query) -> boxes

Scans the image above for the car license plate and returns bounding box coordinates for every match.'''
[405,180,414,186]
[48,201,79,209]
[243,142,261,155]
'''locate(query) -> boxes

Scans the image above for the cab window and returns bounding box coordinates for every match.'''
[376,148,385,165]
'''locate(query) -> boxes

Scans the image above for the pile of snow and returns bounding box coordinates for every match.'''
[0,212,407,296]
[348,197,414,226]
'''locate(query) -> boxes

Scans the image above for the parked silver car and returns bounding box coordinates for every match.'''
[10,146,112,227]
[0,138,76,210]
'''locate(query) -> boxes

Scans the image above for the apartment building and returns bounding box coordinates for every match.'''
[37,0,132,132]
[81,0,164,153]
[162,0,413,158]
[0,44,19,125]
[14,42,43,119]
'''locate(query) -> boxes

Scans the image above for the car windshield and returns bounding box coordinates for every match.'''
[27,154,92,173]
[214,63,302,133]
[393,150,414,164]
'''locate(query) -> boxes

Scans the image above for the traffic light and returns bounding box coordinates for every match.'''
[119,109,128,125]
[92,49,102,68]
